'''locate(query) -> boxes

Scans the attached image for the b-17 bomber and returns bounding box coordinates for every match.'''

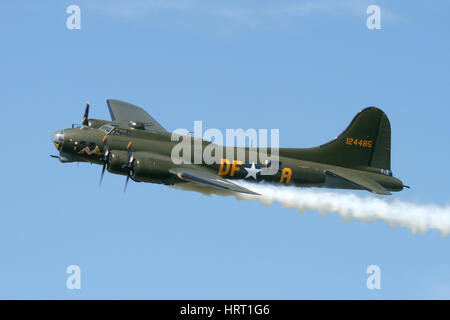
[51,99,408,195]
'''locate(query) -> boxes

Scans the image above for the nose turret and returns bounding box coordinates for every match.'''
[51,130,64,151]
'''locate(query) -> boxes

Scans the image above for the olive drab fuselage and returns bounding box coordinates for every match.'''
[52,122,404,193]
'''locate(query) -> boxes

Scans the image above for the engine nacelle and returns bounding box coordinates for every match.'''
[131,158,172,182]
[106,150,129,175]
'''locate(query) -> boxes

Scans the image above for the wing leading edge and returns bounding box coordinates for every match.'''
[170,167,260,196]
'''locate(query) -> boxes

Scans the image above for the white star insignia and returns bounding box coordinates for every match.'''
[244,162,261,180]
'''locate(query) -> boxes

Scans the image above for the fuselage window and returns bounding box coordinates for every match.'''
[100,125,114,134]
[111,128,131,136]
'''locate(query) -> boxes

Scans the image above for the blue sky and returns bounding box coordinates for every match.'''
[0,0,449,299]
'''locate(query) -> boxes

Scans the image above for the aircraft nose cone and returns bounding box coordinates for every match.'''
[51,130,64,150]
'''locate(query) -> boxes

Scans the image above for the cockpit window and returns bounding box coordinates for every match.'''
[99,125,114,134]
[111,128,131,136]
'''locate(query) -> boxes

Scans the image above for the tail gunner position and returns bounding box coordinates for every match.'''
[51,99,408,195]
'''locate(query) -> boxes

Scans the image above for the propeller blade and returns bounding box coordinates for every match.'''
[126,141,133,163]
[99,135,109,187]
[123,140,134,193]
[99,163,106,186]
[124,174,130,193]
[82,101,90,126]
[102,135,109,160]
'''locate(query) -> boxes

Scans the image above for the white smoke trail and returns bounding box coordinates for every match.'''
[235,182,450,236]
[174,182,450,236]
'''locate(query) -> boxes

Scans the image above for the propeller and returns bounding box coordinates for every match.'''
[122,141,136,192]
[99,135,110,186]
[82,102,90,126]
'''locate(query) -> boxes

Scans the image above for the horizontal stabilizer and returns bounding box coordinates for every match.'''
[325,169,391,195]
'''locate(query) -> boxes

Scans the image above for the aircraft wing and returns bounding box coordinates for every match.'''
[170,167,260,195]
[106,99,167,132]
[325,168,391,195]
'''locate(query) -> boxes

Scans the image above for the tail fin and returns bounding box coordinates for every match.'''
[281,107,391,171]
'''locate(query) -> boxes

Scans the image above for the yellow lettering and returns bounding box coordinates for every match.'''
[218,159,231,175]
[280,167,292,184]
[230,160,243,177]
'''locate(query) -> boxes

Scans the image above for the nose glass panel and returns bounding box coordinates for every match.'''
[51,131,64,143]
[51,130,64,150]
